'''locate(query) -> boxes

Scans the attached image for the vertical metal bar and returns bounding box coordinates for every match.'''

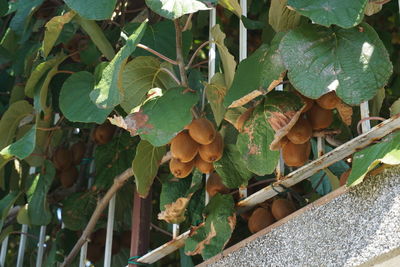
[0,235,9,266]
[79,242,88,267]
[172,224,180,239]
[16,224,28,267]
[103,195,116,267]
[208,8,216,82]
[360,101,371,132]
[317,137,325,157]
[205,174,211,205]
[36,225,46,267]
[239,0,247,62]
[276,84,285,177]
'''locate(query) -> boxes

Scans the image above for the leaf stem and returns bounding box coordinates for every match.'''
[174,20,189,87]
[160,67,181,85]
[137,44,178,65]
[186,40,212,70]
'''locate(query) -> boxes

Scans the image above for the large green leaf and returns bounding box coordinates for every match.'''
[0,126,36,160]
[218,0,241,17]
[64,0,117,20]
[145,0,209,20]
[214,144,253,188]
[120,87,198,147]
[269,0,301,32]
[62,192,97,230]
[9,0,44,37]
[287,0,368,28]
[60,71,112,123]
[185,194,236,260]
[236,103,279,176]
[280,23,392,105]
[42,11,76,58]
[0,191,21,230]
[132,140,166,198]
[347,132,400,187]
[0,101,33,150]
[121,57,178,113]
[28,160,55,225]
[205,73,227,126]
[160,177,191,211]
[224,34,286,108]
[90,21,147,109]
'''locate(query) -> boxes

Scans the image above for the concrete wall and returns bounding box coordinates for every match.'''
[200,165,400,267]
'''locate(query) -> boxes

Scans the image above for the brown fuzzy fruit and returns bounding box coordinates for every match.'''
[248,207,276,233]
[194,155,214,174]
[206,172,230,197]
[59,166,78,188]
[271,199,296,220]
[170,131,199,163]
[92,122,116,145]
[169,158,194,178]
[198,132,224,163]
[187,118,216,145]
[120,230,131,248]
[87,243,103,263]
[53,147,73,170]
[307,105,333,130]
[286,117,312,144]
[71,141,86,165]
[340,169,351,186]
[316,91,340,110]
[282,140,311,167]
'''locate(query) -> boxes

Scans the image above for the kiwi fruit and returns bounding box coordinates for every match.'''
[71,141,86,165]
[194,155,214,174]
[199,132,224,163]
[247,207,276,234]
[92,122,116,145]
[187,118,216,145]
[120,230,131,248]
[316,91,340,110]
[282,140,311,167]
[340,169,351,186]
[59,166,78,188]
[53,147,73,170]
[307,104,333,130]
[169,158,194,178]
[170,131,199,163]
[206,172,230,197]
[87,243,103,263]
[286,117,312,144]
[271,198,296,220]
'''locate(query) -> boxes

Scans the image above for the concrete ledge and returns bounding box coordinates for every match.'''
[200,165,400,267]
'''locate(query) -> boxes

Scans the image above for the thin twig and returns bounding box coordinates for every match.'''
[182,13,194,32]
[9,231,39,240]
[174,20,189,87]
[150,223,173,237]
[190,60,209,69]
[160,67,181,84]
[137,44,178,65]
[186,41,212,70]
[37,126,61,131]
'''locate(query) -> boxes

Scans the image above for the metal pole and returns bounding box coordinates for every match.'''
[0,235,9,266]
[16,224,28,267]
[276,84,285,178]
[103,195,116,267]
[36,226,46,267]
[360,102,371,132]
[239,0,247,62]
[208,8,216,83]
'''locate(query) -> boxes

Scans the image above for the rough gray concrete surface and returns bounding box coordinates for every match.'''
[207,166,400,267]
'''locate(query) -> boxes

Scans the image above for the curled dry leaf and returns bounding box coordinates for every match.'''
[336,101,353,126]
[108,112,152,136]
[158,196,191,224]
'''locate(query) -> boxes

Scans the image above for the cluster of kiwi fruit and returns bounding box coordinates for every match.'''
[53,141,86,188]
[169,118,224,178]
[247,198,296,234]
[87,229,131,263]
[281,91,341,167]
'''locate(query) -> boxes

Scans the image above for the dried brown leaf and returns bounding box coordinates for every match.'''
[336,101,353,126]
[158,196,191,224]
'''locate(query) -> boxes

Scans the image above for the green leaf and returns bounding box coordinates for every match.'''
[280,23,392,105]
[27,160,55,225]
[64,0,117,20]
[269,0,301,32]
[0,100,33,150]
[9,0,44,37]
[224,34,286,108]
[42,11,76,58]
[370,87,385,118]
[0,191,21,230]
[185,194,236,260]
[145,0,209,20]
[218,0,242,17]
[160,178,192,211]
[62,192,97,230]
[90,21,147,109]
[74,15,115,61]
[0,0,8,17]
[123,87,198,147]
[347,132,400,187]
[60,71,112,123]
[214,144,253,188]
[236,103,280,176]
[287,0,368,28]
[241,16,266,30]
[0,126,36,160]
[17,205,30,225]
[132,140,166,198]
[205,73,227,126]
[211,25,236,88]
[121,56,178,113]
[390,98,400,117]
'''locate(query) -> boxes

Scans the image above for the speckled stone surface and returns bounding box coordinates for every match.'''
[207,166,400,267]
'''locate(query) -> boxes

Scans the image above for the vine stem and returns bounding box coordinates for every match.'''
[136,44,178,65]
[174,20,189,87]
[185,40,212,70]
[60,154,171,267]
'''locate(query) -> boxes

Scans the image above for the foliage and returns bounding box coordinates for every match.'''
[0,0,398,266]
